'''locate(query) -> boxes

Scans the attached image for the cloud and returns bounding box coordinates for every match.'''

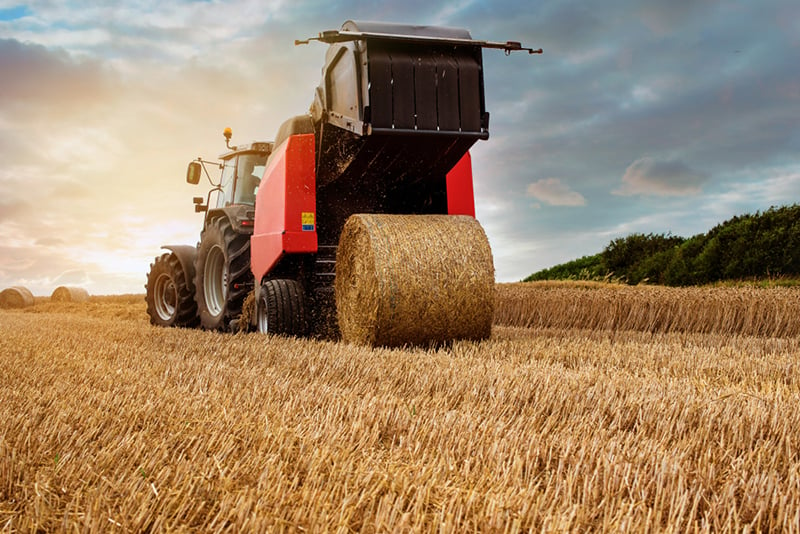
[0,196,32,222]
[637,0,718,35]
[35,237,65,247]
[0,0,798,289]
[614,157,708,196]
[526,178,586,206]
[0,38,116,118]
[53,269,90,286]
[702,168,800,222]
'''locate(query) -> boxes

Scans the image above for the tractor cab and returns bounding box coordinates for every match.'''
[215,142,272,208]
[185,128,273,214]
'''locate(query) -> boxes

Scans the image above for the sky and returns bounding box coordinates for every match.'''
[0,0,798,295]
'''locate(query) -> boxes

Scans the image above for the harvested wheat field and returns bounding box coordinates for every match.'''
[2,284,800,532]
[496,281,800,337]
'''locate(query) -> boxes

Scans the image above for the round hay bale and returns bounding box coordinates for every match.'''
[335,214,494,347]
[0,286,35,309]
[50,286,90,302]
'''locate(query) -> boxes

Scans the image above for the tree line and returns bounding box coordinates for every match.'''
[525,204,800,285]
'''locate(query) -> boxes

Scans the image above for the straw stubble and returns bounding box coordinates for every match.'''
[2,293,800,531]
[495,281,800,337]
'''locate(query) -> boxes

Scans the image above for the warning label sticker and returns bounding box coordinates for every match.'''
[301,212,315,232]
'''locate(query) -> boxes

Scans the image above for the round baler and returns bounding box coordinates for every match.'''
[146,20,539,346]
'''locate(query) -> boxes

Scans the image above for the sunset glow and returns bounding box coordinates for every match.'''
[1,1,798,294]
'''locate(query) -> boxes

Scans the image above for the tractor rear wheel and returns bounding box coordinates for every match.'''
[145,253,198,327]
[194,217,251,331]
[257,279,307,336]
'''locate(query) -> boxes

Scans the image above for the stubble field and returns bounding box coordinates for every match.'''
[2,283,800,532]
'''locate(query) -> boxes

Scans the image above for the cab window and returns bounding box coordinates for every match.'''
[234,153,267,205]
[216,159,237,208]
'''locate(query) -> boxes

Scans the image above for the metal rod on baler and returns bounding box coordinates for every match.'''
[295,30,542,55]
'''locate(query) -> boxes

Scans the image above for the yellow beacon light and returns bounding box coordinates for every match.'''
[223,127,233,148]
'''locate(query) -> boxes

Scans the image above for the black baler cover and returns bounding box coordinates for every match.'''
[311,20,488,193]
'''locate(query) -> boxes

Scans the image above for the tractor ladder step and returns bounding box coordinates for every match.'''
[313,245,337,290]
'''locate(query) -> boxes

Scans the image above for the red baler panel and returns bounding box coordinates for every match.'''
[251,134,317,284]
[446,152,476,217]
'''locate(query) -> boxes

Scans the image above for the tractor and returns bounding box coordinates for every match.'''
[145,20,539,342]
[145,134,270,331]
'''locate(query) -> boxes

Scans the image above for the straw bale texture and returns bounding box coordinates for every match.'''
[50,286,90,303]
[335,214,494,346]
[0,286,34,308]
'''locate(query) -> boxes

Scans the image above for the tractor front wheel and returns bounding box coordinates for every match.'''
[256,279,307,336]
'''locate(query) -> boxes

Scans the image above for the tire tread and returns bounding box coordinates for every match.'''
[259,279,307,336]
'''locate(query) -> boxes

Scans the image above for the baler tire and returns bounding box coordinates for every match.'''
[145,253,198,327]
[257,279,308,337]
[194,217,251,331]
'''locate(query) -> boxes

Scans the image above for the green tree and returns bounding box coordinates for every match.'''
[524,204,800,285]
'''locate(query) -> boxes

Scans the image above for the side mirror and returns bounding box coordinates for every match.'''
[186,161,202,185]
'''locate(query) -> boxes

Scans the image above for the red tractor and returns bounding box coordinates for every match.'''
[145,21,539,342]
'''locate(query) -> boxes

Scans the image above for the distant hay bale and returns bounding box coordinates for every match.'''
[0,286,35,309]
[50,286,90,303]
[335,214,494,347]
